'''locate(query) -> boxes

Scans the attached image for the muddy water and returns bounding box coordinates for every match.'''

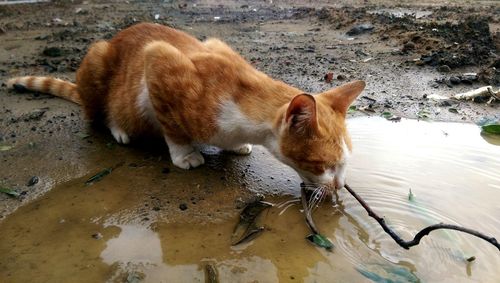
[0,117,499,282]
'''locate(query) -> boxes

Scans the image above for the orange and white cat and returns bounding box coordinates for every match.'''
[7,23,365,189]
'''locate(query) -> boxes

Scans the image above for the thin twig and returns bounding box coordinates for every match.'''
[343,184,500,251]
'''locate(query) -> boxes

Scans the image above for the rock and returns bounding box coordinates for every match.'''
[92,233,103,240]
[346,24,374,36]
[337,74,346,80]
[42,47,63,57]
[27,176,39,186]
[179,203,188,211]
[437,65,451,72]
[449,76,461,84]
[402,42,415,52]
[461,73,478,82]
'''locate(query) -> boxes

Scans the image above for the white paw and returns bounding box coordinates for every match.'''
[232,144,253,155]
[172,150,205,169]
[110,125,130,144]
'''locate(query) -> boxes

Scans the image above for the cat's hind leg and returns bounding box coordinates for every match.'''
[143,41,205,169]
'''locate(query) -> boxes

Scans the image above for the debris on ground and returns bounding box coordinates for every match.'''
[85,168,112,185]
[453,86,499,104]
[231,199,272,245]
[0,187,20,198]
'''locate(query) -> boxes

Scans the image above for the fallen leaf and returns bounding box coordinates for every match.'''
[0,145,13,151]
[0,187,20,198]
[348,105,357,114]
[416,110,431,120]
[306,233,334,251]
[481,124,500,135]
[381,112,401,121]
[85,168,112,185]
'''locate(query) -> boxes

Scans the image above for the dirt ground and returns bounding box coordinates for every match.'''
[0,0,499,217]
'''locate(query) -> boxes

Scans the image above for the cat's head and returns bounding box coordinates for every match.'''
[276,80,365,190]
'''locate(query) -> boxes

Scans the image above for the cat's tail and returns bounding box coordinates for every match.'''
[6,76,81,104]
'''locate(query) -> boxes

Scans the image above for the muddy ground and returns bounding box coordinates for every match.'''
[0,0,499,219]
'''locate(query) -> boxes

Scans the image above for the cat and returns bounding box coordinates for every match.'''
[7,23,365,189]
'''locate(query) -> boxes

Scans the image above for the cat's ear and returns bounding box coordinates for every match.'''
[285,93,318,135]
[323,80,365,114]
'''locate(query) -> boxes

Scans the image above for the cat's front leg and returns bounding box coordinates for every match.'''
[164,135,205,169]
[229,144,253,155]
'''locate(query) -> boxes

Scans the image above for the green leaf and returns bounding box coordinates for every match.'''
[0,145,14,151]
[0,187,20,198]
[306,233,334,251]
[348,105,357,114]
[408,189,415,202]
[448,108,458,114]
[85,168,112,185]
[380,112,401,122]
[416,110,431,120]
[482,124,500,135]
[381,111,392,118]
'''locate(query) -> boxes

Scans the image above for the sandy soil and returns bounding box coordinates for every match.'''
[0,0,499,217]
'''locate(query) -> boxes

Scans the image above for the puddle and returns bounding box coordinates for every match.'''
[0,117,499,282]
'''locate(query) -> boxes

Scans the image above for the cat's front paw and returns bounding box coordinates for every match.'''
[172,150,205,169]
[231,144,253,155]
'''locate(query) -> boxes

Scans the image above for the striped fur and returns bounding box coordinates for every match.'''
[6,76,81,104]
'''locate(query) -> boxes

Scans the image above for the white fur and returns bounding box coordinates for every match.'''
[136,79,162,131]
[110,123,130,144]
[333,138,350,189]
[164,135,205,169]
[209,100,272,150]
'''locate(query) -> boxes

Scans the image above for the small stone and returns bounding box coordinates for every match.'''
[402,42,415,52]
[437,65,451,72]
[92,233,103,240]
[415,60,425,66]
[42,47,63,57]
[449,76,461,84]
[337,74,346,80]
[179,203,188,211]
[462,73,478,81]
[27,176,39,186]
[346,24,374,36]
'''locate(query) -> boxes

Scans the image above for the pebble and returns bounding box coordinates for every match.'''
[449,76,461,84]
[92,233,103,240]
[437,65,451,72]
[179,203,188,211]
[27,176,39,186]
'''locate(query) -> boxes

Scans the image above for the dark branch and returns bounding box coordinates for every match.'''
[343,184,500,252]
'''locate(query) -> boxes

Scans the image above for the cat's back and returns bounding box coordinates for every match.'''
[110,23,206,60]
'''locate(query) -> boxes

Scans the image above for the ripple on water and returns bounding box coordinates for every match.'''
[340,117,500,281]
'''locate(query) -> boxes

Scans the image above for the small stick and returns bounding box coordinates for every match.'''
[343,184,500,251]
